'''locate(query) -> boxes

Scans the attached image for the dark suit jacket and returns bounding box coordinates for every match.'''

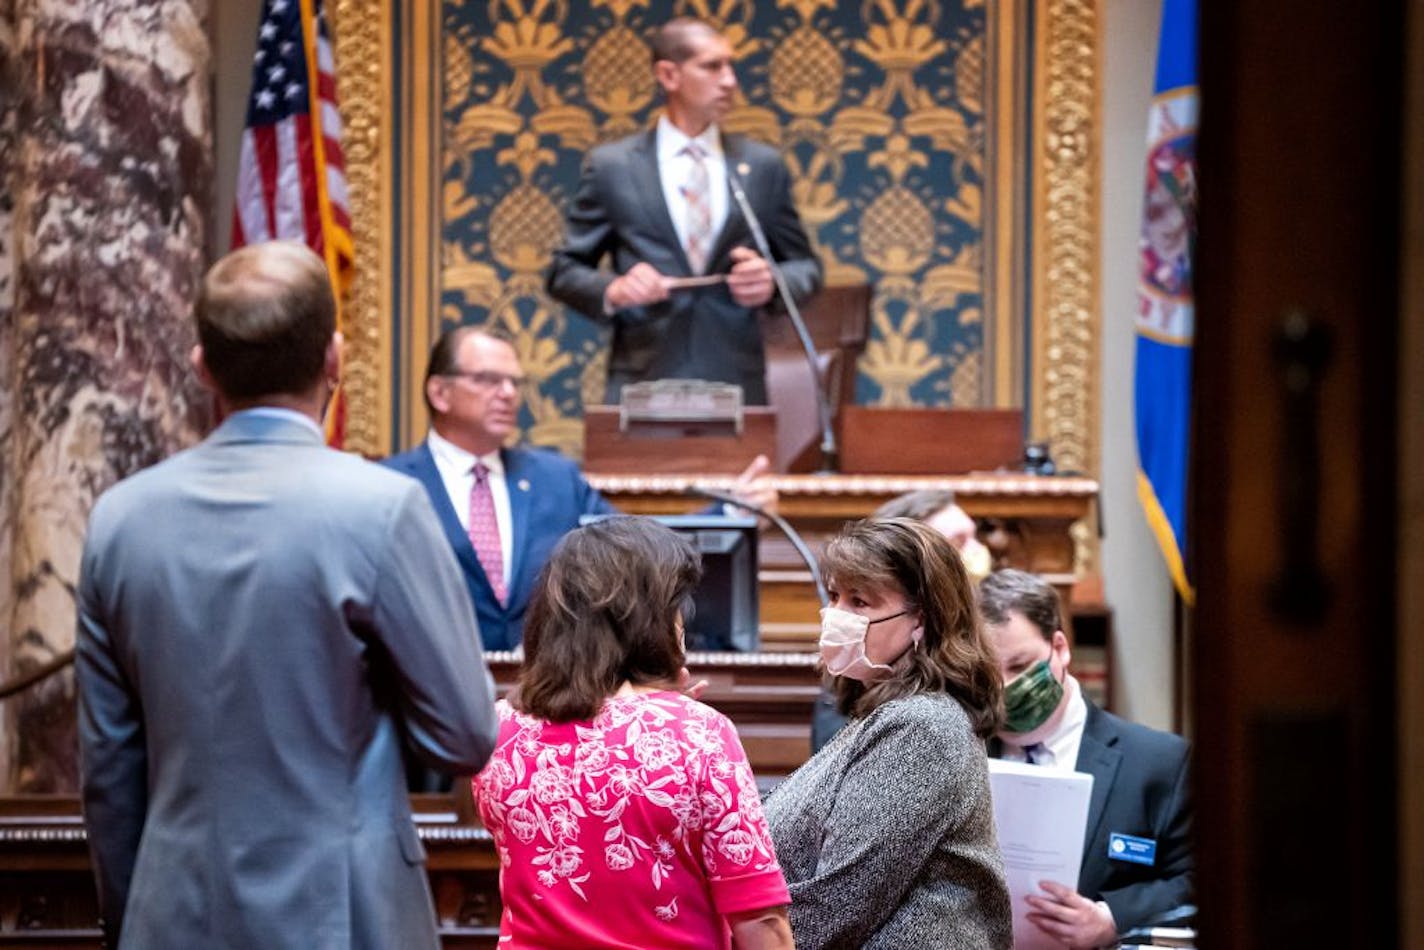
[545,129,823,404]
[76,412,499,949]
[990,699,1194,934]
[382,442,616,651]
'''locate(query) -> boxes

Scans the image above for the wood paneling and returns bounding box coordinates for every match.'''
[0,651,824,948]
[1193,1,1405,944]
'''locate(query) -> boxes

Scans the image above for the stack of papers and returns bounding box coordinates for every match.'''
[987,759,1095,950]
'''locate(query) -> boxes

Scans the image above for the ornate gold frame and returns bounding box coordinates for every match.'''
[1030,0,1101,481]
[330,0,1101,484]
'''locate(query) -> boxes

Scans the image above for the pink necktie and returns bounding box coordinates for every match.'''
[468,462,506,604]
[682,142,712,273]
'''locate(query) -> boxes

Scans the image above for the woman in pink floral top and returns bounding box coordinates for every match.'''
[473,517,793,949]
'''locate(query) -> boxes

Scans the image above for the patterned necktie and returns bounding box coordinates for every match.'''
[681,142,712,274]
[468,462,506,605]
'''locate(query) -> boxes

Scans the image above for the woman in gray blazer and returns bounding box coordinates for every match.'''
[763,518,1013,949]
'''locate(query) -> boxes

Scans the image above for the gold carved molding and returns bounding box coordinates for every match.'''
[1031,0,1101,571]
[1031,0,1101,482]
[330,0,392,456]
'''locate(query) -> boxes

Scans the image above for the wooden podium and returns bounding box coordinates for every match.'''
[583,379,780,475]
[582,405,777,475]
[561,288,1101,684]
[590,471,1099,649]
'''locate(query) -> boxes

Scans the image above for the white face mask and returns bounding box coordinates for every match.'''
[959,540,993,582]
[818,606,916,682]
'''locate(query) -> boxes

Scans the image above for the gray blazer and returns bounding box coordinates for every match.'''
[76,411,499,949]
[545,129,823,404]
[764,692,1013,949]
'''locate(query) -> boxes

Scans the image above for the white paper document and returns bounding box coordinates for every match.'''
[987,759,1095,950]
[664,273,727,290]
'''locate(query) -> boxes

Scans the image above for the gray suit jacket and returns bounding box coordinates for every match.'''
[76,411,499,949]
[765,693,1013,949]
[545,129,822,404]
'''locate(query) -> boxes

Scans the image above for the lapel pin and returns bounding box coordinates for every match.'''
[518,479,531,492]
[737,162,750,177]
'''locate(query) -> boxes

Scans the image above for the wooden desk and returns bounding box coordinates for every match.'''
[0,794,506,950]
[589,472,1100,649]
[0,651,823,950]
[486,650,822,782]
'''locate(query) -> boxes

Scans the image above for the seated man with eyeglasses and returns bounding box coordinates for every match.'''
[384,325,775,655]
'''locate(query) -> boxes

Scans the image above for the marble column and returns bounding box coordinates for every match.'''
[0,0,20,793]
[1,0,212,793]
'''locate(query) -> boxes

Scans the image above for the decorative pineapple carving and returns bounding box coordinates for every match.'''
[489,183,566,274]
[860,185,934,275]
[770,24,842,117]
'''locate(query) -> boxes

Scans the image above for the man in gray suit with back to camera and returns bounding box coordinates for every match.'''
[546,16,822,404]
[76,241,499,949]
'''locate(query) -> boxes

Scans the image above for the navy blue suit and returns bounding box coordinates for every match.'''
[382,442,616,651]
[990,699,1194,934]
[1071,701,1193,932]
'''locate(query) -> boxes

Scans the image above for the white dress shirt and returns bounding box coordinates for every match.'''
[1001,673,1088,770]
[426,429,513,585]
[657,115,728,261]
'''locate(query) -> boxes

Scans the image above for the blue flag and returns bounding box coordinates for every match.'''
[1134,0,1197,603]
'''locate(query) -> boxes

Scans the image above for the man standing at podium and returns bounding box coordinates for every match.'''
[545,16,822,405]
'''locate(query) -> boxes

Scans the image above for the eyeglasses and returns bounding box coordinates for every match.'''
[443,370,530,392]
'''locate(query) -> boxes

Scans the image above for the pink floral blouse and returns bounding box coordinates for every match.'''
[473,691,789,948]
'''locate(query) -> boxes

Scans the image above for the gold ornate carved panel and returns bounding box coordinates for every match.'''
[328,0,1099,501]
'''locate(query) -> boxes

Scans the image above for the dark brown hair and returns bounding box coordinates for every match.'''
[649,17,719,66]
[822,517,1005,738]
[195,241,334,400]
[421,324,517,415]
[978,568,1061,643]
[516,516,702,722]
[873,489,958,522]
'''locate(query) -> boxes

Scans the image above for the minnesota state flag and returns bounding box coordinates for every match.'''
[1135,0,1197,603]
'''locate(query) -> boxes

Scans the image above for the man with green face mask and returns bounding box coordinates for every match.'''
[981,569,1193,949]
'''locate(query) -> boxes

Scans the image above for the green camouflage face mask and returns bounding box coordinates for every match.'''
[1002,658,1064,734]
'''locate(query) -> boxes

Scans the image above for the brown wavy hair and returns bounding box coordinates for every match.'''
[515,516,702,722]
[822,517,1005,738]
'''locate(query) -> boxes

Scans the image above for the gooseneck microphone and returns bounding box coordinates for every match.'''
[683,485,829,608]
[725,161,839,474]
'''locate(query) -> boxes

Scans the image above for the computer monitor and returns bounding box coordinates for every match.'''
[579,513,759,652]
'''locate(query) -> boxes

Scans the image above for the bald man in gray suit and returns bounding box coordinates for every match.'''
[76,241,498,949]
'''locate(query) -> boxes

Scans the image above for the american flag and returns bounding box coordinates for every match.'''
[232,0,353,446]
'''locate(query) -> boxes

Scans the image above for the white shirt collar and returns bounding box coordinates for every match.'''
[657,115,722,163]
[426,427,504,476]
[1048,675,1088,747]
[1029,674,1088,766]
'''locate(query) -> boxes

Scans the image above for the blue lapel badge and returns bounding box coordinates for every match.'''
[1108,832,1157,866]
